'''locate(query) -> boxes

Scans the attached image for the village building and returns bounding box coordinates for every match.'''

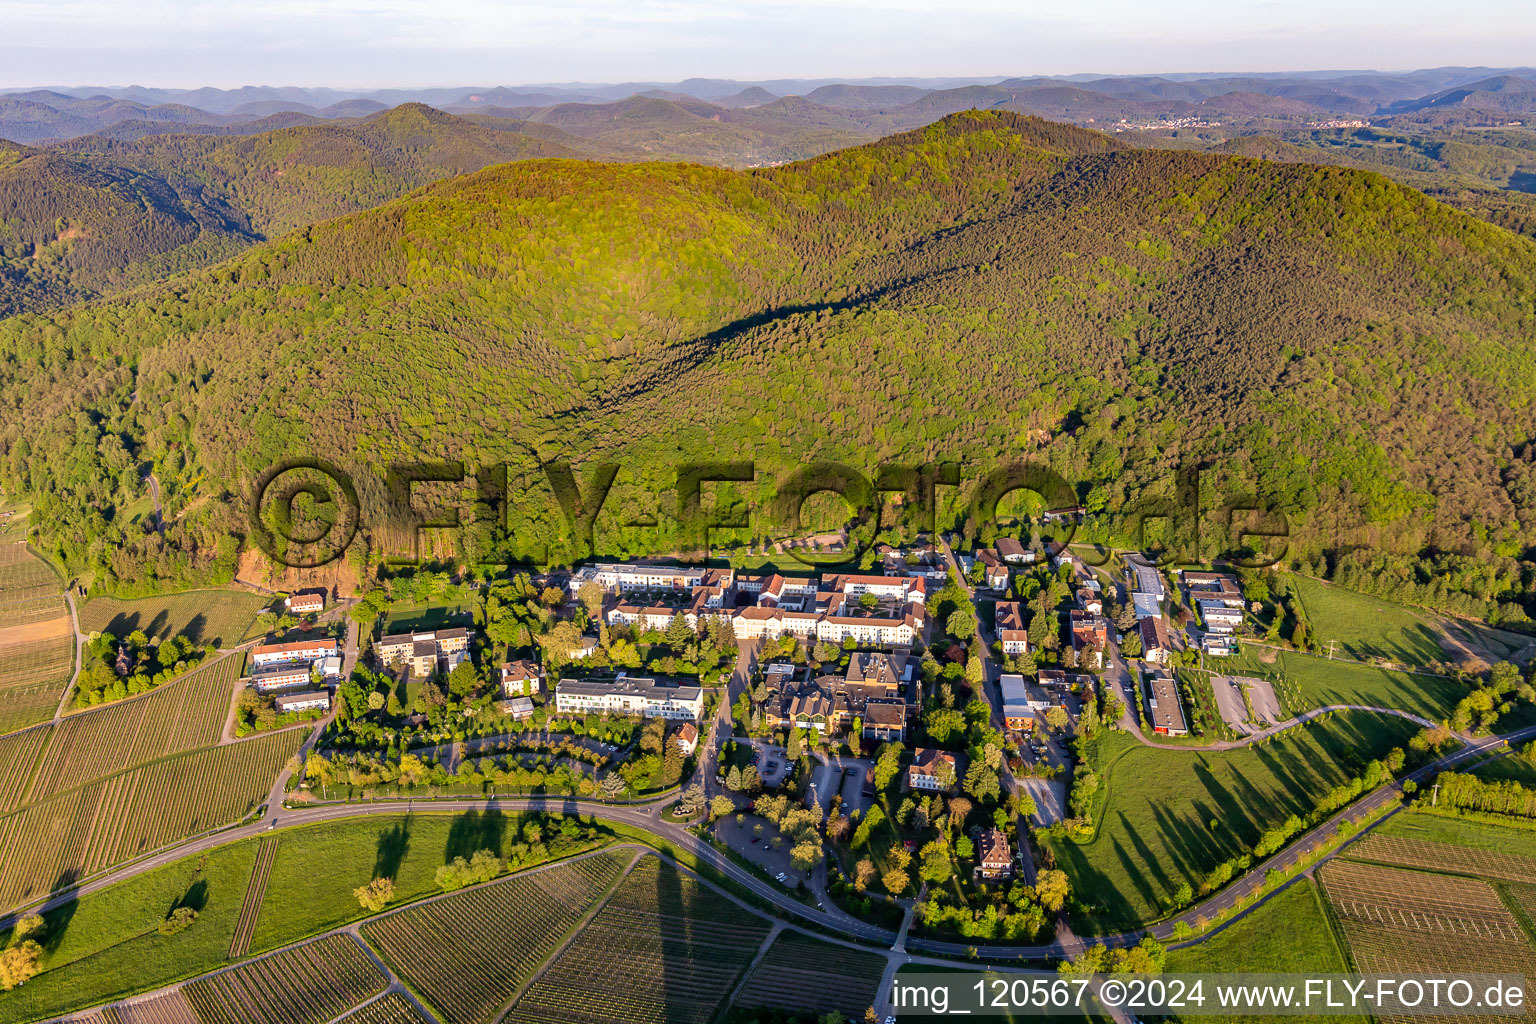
[500,659,542,697]
[284,590,326,615]
[274,690,331,713]
[1139,616,1171,664]
[1143,667,1188,735]
[675,721,699,756]
[994,602,1030,655]
[908,748,957,792]
[975,827,1014,879]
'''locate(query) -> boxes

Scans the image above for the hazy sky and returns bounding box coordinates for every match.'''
[3,0,1532,89]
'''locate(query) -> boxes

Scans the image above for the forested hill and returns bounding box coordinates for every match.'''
[0,140,253,316]
[0,104,613,316]
[3,110,1535,623]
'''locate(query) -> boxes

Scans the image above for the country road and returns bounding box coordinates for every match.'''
[8,712,1529,967]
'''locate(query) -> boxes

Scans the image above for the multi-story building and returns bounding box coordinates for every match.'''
[994,602,1030,655]
[567,562,709,594]
[1143,667,1187,735]
[500,659,542,697]
[376,627,470,677]
[251,637,339,669]
[908,748,957,792]
[554,676,703,720]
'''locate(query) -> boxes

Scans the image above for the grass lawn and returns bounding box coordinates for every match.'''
[380,597,477,634]
[1044,712,1422,933]
[1225,647,1463,721]
[78,589,273,647]
[0,840,258,1024]
[249,810,530,952]
[1167,879,1353,1022]
[1287,576,1450,666]
[1470,754,1536,788]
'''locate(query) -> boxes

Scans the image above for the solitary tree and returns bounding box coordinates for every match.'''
[353,877,395,912]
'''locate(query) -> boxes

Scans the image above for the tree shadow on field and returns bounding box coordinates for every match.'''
[36,869,81,954]
[181,612,210,646]
[445,808,506,862]
[652,855,692,1022]
[375,820,410,880]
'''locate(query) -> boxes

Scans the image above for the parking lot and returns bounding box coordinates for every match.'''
[1212,674,1282,734]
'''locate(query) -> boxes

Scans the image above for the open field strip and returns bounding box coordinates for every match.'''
[508,854,774,1024]
[229,837,280,959]
[27,654,240,803]
[183,933,387,1024]
[362,848,632,1024]
[0,729,301,910]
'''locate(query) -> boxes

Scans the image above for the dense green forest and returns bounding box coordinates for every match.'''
[0,105,614,316]
[1,110,1534,621]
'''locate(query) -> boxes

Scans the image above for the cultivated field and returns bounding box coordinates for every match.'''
[1321,857,1536,1024]
[78,589,272,647]
[1044,713,1421,931]
[0,728,301,909]
[230,836,280,958]
[1321,860,1526,941]
[183,934,386,1024]
[0,725,50,813]
[0,545,74,734]
[67,990,200,1024]
[1349,832,1536,883]
[29,653,241,802]
[363,849,631,1024]
[730,932,886,1020]
[335,994,430,1024]
[508,855,773,1024]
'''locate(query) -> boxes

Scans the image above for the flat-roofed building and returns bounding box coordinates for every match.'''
[1143,668,1187,735]
[555,677,703,720]
[247,665,312,693]
[1199,600,1244,634]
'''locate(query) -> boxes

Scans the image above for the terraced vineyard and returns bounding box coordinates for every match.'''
[183,934,386,1024]
[0,725,49,813]
[508,855,773,1024]
[731,932,887,1020]
[27,654,240,803]
[1321,858,1536,1024]
[0,545,74,734]
[363,849,631,1024]
[335,993,431,1024]
[68,990,200,1024]
[1349,832,1536,883]
[0,728,301,908]
[230,837,281,958]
